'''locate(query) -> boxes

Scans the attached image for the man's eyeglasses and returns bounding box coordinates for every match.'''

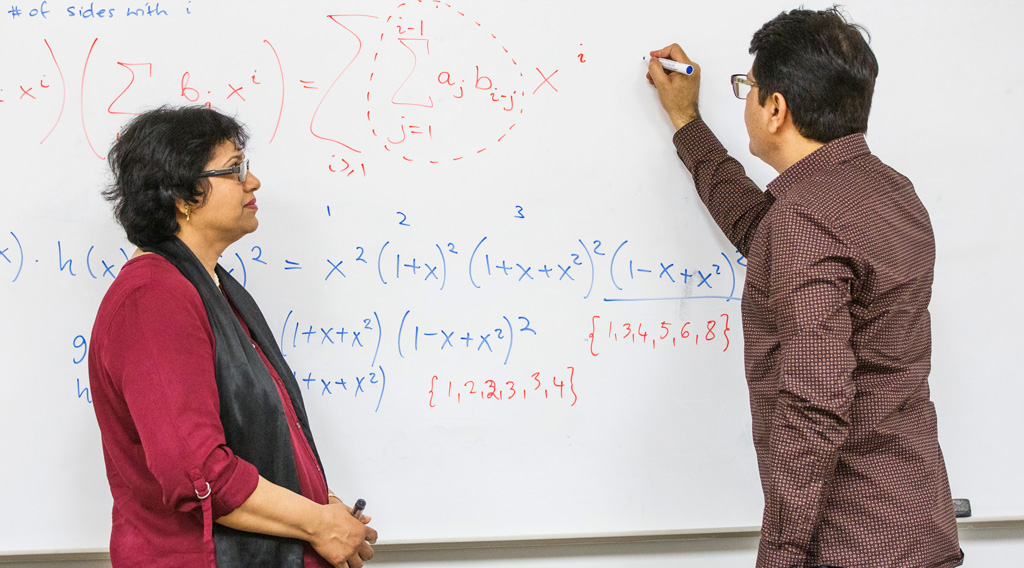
[731,74,757,100]
[198,159,249,183]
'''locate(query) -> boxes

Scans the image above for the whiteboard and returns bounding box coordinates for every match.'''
[1,0,1021,553]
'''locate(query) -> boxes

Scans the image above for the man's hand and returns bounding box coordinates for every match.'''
[647,44,701,130]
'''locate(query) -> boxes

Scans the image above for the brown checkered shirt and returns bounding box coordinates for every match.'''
[674,119,963,568]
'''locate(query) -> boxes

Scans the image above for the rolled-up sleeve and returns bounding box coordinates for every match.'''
[97,281,258,519]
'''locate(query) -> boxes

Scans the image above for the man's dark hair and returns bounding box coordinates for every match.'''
[104,106,249,247]
[750,6,878,143]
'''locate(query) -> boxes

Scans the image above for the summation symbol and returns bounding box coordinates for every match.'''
[307,1,555,169]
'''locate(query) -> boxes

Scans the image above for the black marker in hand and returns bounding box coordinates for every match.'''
[350,498,366,520]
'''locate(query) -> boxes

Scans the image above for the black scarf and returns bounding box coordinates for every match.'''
[143,237,324,567]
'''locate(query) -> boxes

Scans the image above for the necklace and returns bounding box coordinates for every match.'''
[212,272,221,288]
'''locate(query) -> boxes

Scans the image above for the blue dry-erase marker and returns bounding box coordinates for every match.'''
[643,56,694,75]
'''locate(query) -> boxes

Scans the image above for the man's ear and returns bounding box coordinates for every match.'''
[766,92,789,134]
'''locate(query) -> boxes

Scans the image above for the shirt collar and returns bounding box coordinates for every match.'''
[765,133,871,199]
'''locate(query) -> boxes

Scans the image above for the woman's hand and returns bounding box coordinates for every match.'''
[216,477,378,567]
[309,501,379,568]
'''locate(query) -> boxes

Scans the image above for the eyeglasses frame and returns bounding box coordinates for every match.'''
[730,74,758,100]
[197,159,249,183]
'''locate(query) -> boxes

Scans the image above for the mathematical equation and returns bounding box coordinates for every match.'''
[278,309,538,368]
[427,367,577,407]
[2,231,747,302]
[588,313,733,356]
[63,289,741,411]
[0,235,130,283]
[70,328,393,411]
[293,366,389,413]
[67,304,542,410]
[1,0,572,174]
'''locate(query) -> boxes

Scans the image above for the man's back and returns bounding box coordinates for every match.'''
[740,132,959,567]
[673,119,961,567]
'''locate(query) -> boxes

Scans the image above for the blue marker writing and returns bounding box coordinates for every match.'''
[643,56,694,75]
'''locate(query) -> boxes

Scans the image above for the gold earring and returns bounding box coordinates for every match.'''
[184,205,192,222]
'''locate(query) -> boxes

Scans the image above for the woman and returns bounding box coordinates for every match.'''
[88,106,377,567]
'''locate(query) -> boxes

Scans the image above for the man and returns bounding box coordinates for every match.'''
[647,8,963,568]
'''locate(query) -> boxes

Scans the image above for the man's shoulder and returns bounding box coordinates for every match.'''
[787,147,911,205]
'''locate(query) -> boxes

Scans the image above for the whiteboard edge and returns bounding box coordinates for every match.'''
[2,516,1021,559]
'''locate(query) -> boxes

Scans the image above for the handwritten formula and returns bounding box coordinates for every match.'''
[1,0,567,173]
[2,231,745,300]
[2,0,746,418]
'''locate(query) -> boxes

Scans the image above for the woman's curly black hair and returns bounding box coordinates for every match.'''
[104,105,249,247]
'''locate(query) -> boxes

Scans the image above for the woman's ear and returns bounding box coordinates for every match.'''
[175,200,192,222]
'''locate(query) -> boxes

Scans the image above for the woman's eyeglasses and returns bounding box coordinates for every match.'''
[198,159,249,183]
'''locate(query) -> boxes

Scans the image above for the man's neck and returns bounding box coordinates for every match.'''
[769,134,824,174]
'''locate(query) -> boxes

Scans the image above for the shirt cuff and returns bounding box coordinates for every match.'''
[671,117,715,172]
[206,449,260,519]
[756,540,810,568]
